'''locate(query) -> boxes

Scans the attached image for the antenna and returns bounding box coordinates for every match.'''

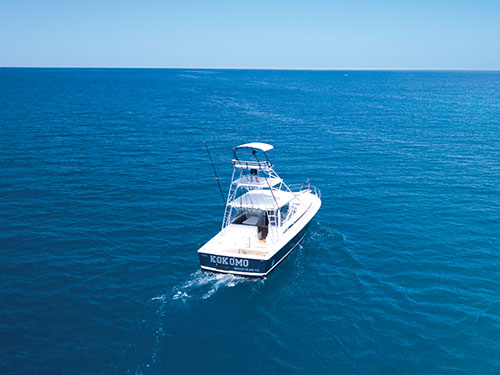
[203,141,226,207]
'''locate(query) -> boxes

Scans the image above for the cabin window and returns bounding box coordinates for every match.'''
[279,204,297,225]
[280,204,290,225]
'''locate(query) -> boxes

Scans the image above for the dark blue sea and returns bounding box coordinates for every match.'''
[1,68,500,374]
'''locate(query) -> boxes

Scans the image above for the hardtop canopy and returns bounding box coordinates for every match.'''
[233,142,274,153]
[229,189,295,210]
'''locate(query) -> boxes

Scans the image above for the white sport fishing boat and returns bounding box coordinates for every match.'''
[198,142,321,277]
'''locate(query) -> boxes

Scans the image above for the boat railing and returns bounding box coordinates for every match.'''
[311,185,321,200]
[232,159,272,170]
[288,181,321,199]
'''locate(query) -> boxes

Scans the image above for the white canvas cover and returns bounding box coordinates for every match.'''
[228,190,295,210]
[233,142,274,152]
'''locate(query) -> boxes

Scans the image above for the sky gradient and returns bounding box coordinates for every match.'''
[1,0,499,69]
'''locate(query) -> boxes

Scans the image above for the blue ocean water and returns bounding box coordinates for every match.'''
[1,68,500,374]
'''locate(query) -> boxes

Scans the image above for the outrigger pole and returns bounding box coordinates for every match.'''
[203,141,227,207]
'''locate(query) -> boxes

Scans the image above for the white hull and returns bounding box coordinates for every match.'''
[198,142,321,277]
[198,191,321,277]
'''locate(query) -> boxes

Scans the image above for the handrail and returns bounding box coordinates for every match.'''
[232,159,272,170]
[288,182,321,199]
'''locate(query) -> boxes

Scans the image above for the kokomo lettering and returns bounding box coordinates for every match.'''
[211,256,229,265]
[210,255,249,268]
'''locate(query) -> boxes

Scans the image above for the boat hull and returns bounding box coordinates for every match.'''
[199,225,308,277]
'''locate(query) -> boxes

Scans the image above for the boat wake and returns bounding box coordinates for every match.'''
[152,269,260,303]
[128,270,263,374]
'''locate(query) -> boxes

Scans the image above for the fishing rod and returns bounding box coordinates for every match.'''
[203,141,226,207]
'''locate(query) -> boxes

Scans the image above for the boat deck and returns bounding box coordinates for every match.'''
[200,223,270,258]
[223,247,267,256]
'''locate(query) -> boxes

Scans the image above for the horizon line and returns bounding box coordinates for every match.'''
[1,66,500,71]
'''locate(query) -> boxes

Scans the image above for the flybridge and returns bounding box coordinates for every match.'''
[231,176,282,188]
[232,142,274,171]
[223,142,290,230]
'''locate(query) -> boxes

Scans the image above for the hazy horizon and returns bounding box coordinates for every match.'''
[2,67,500,71]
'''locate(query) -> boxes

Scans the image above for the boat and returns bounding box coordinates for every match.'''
[198,142,321,277]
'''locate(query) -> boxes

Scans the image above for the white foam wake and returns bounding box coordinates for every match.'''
[152,269,261,303]
[132,270,264,374]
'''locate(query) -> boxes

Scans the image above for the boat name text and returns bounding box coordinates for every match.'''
[210,255,249,267]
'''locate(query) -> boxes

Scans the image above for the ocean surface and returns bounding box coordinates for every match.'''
[1,68,500,374]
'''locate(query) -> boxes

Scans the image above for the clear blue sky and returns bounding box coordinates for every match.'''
[1,0,499,69]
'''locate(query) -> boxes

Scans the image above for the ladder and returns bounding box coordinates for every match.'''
[267,210,279,242]
[221,203,231,229]
[267,210,277,226]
